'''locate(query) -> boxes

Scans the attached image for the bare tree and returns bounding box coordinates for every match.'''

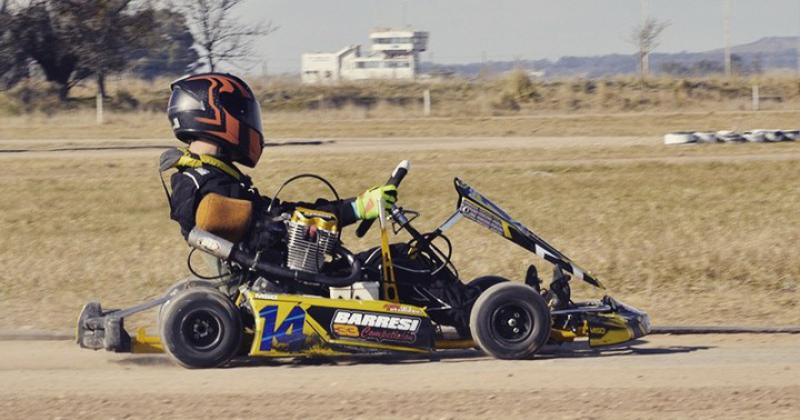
[629,17,669,79]
[178,0,276,72]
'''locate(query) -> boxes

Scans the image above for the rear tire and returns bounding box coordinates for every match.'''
[160,288,242,368]
[469,282,551,360]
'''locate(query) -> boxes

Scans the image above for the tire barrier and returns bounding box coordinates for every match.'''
[763,130,784,142]
[665,129,797,145]
[663,132,697,145]
[716,130,745,142]
[693,132,719,143]
[743,131,766,142]
[783,130,800,141]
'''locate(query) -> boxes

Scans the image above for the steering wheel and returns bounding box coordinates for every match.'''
[355,160,410,238]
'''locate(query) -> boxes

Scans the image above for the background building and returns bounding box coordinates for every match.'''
[301,29,429,84]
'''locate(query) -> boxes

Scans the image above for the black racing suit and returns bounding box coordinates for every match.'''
[169,158,358,241]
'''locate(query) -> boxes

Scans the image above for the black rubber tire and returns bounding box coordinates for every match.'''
[467,276,508,292]
[157,278,222,329]
[469,282,551,360]
[159,288,242,369]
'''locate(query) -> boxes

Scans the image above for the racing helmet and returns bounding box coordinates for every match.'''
[167,73,264,167]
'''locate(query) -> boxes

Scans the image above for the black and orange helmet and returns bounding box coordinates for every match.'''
[167,73,264,167]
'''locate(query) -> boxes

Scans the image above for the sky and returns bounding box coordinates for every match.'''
[238,0,800,74]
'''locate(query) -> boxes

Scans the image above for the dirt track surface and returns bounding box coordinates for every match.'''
[1,135,652,154]
[1,334,798,419]
[3,136,799,165]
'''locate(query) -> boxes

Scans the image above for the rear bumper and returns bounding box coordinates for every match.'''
[76,302,163,353]
[76,302,131,352]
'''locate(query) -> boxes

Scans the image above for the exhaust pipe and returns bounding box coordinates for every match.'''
[187,228,362,287]
[187,228,235,260]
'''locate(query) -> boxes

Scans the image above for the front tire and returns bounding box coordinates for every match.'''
[469,282,551,360]
[160,288,242,368]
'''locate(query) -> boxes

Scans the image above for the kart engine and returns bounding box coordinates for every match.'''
[285,208,339,273]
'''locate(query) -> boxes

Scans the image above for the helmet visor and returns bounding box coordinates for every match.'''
[167,86,206,114]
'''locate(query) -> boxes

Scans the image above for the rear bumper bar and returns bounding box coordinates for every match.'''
[76,302,132,352]
[76,301,165,353]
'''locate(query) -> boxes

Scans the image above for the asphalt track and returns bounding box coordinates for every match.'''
[0,334,798,419]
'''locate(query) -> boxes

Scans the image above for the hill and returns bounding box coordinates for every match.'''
[424,36,800,77]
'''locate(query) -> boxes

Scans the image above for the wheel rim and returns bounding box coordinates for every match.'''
[180,309,223,351]
[490,303,533,343]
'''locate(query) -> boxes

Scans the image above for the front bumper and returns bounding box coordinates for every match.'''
[585,297,651,347]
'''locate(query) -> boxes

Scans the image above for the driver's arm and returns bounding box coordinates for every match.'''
[272,197,359,227]
[266,184,398,228]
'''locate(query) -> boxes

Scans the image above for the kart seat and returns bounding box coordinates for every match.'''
[195,193,253,243]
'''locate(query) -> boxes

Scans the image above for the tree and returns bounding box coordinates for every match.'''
[128,8,200,80]
[51,0,156,98]
[2,0,158,100]
[6,1,89,100]
[177,0,276,72]
[0,0,30,88]
[628,17,669,79]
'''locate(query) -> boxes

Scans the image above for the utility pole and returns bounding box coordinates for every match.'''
[724,0,732,76]
[641,0,649,75]
[797,2,800,76]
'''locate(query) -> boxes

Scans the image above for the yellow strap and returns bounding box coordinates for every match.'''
[173,147,241,180]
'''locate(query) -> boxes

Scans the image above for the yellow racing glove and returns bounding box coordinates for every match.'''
[353,185,398,220]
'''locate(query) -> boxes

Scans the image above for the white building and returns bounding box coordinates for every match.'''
[301,29,429,84]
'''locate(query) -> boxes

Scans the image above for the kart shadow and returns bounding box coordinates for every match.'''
[226,348,486,369]
[112,355,177,367]
[535,339,713,360]
[107,348,486,369]
[109,340,712,369]
[225,339,711,368]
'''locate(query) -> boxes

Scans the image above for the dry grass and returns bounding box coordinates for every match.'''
[4,73,800,119]
[0,137,798,332]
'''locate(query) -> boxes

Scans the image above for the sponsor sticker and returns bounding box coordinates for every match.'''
[383,303,423,315]
[331,310,421,343]
[332,324,360,337]
[253,293,280,300]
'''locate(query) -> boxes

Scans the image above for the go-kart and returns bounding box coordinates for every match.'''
[76,161,650,368]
